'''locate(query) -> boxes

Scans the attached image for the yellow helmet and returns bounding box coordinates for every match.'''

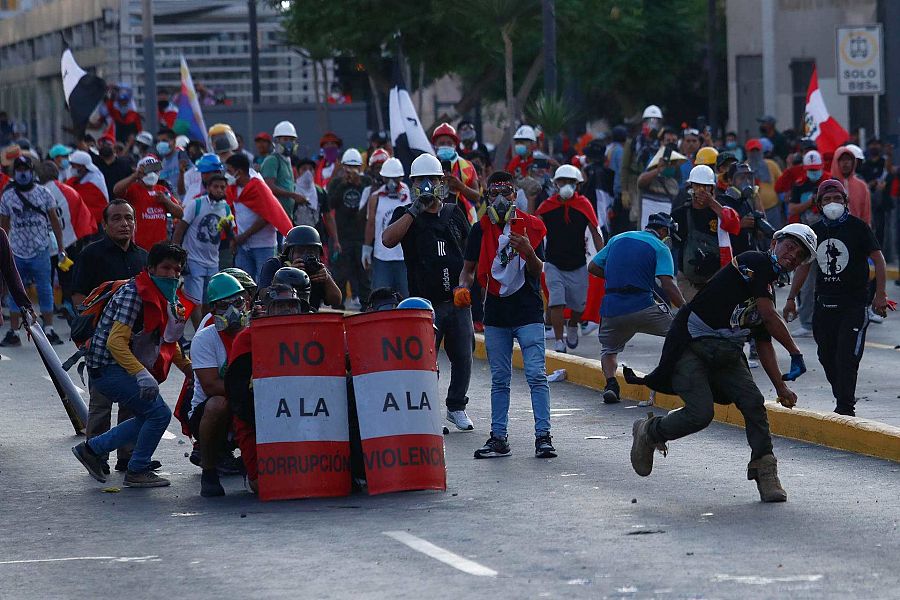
[695,146,718,167]
[208,123,238,153]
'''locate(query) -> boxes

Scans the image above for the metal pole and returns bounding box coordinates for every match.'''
[141,0,158,134]
[874,95,880,139]
[761,0,776,118]
[542,0,557,96]
[249,0,261,105]
[707,0,718,134]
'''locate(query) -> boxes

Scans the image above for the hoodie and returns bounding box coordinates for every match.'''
[831,146,871,226]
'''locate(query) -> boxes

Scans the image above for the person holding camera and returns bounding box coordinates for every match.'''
[113,155,184,251]
[637,143,687,228]
[718,162,775,256]
[257,225,342,310]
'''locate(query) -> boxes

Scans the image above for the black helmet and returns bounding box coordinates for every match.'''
[284,225,322,252]
[715,151,737,170]
[271,267,311,302]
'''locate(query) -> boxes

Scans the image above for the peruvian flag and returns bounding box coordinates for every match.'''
[804,66,849,156]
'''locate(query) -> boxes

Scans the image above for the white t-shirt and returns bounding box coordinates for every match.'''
[183,167,202,201]
[371,184,410,261]
[182,195,231,268]
[189,325,227,417]
[235,185,277,249]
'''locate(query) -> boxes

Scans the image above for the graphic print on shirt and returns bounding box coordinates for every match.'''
[196,213,221,244]
[817,238,849,280]
[342,187,361,210]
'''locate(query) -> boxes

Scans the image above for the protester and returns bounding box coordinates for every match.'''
[457,120,491,171]
[292,157,340,251]
[113,155,184,251]
[72,241,191,488]
[506,125,538,178]
[589,212,684,403]
[154,128,180,192]
[103,83,143,144]
[431,123,480,221]
[262,121,302,221]
[315,132,342,188]
[363,157,411,297]
[536,164,604,353]
[783,179,888,417]
[184,153,225,202]
[328,148,371,308]
[787,150,826,337]
[746,138,784,229]
[257,225,342,309]
[48,144,73,181]
[719,162,765,256]
[637,144,686,225]
[383,153,475,431]
[723,131,746,162]
[622,105,664,225]
[627,224,817,502]
[678,128,702,185]
[830,145,871,227]
[0,156,66,346]
[459,170,554,458]
[96,134,134,196]
[67,150,110,228]
[857,138,891,248]
[253,132,273,169]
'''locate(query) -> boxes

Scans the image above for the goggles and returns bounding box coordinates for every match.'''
[488,183,514,198]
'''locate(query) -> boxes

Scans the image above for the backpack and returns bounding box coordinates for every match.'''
[61,279,131,373]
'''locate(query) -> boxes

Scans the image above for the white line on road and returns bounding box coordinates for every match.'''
[382,531,497,577]
[0,354,9,360]
[41,375,84,394]
[162,430,176,440]
[0,555,159,565]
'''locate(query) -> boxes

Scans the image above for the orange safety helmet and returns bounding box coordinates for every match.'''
[319,132,342,147]
[369,148,391,166]
[431,122,459,146]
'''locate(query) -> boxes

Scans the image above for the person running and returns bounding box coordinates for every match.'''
[589,212,684,403]
[627,224,817,503]
[783,179,889,417]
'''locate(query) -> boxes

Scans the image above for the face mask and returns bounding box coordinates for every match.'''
[150,275,181,304]
[156,142,171,156]
[460,129,476,142]
[386,179,399,195]
[726,141,737,149]
[807,169,822,182]
[558,184,575,200]
[142,173,160,186]
[214,305,248,332]
[323,147,339,163]
[14,171,33,187]
[413,179,436,202]
[225,173,237,186]
[280,142,295,156]
[822,202,847,221]
[436,146,457,161]
[489,198,512,224]
[59,159,70,170]
[514,144,529,157]
[768,251,783,274]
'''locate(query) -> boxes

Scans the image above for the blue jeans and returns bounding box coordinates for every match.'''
[7,249,53,313]
[235,245,276,283]
[86,364,172,473]
[483,322,551,437]
[372,258,409,298]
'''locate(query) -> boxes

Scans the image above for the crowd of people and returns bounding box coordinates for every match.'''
[0,103,895,503]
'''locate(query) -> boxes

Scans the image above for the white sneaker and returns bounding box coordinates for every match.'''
[580,321,600,336]
[545,326,556,339]
[868,307,885,324]
[791,326,813,338]
[748,359,760,369]
[566,325,579,349]
[638,391,656,407]
[553,339,567,353]
[446,410,474,431]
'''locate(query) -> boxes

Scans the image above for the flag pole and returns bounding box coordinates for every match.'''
[142,0,158,135]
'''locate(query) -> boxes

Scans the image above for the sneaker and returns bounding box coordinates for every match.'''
[101,460,111,475]
[791,325,813,338]
[602,378,621,404]
[566,325,579,349]
[580,321,600,336]
[630,412,667,476]
[535,434,557,458]
[200,470,225,497]
[446,409,474,431]
[45,330,64,345]
[553,339,567,353]
[72,442,107,483]
[116,459,161,472]
[868,307,885,324]
[474,434,511,459]
[124,470,171,488]
[0,331,21,347]
[545,326,556,339]
[638,391,656,408]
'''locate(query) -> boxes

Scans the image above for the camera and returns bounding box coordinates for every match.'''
[751,210,776,238]
[302,254,323,275]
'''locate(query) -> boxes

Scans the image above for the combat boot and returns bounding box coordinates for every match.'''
[747,454,787,502]
[630,412,667,476]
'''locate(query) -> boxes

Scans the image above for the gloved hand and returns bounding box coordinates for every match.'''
[781,353,806,381]
[361,245,373,269]
[453,286,471,308]
[135,368,160,400]
[406,196,430,218]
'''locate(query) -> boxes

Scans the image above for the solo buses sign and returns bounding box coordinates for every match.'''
[836,25,884,95]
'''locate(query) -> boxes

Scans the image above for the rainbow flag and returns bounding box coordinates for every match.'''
[173,56,208,147]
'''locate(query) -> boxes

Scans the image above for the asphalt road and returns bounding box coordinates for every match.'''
[0,324,898,599]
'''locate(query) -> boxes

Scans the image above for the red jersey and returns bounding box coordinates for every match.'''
[124,182,171,251]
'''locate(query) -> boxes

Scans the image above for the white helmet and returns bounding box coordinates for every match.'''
[687,164,716,186]
[774,223,818,264]
[341,148,363,166]
[845,143,864,161]
[642,104,663,120]
[513,125,537,142]
[380,157,404,178]
[273,120,297,139]
[553,164,584,183]
[802,150,823,168]
[175,135,190,149]
[409,153,444,178]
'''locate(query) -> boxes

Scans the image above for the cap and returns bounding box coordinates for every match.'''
[49,144,73,159]
[816,178,848,203]
[745,139,763,152]
[135,131,154,146]
[254,132,272,142]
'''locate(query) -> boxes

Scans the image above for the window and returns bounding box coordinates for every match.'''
[790,59,815,133]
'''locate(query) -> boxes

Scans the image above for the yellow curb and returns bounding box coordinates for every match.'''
[473,334,900,463]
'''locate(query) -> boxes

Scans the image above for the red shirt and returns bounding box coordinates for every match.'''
[124,182,170,251]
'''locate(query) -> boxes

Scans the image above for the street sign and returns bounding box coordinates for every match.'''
[836,25,884,95]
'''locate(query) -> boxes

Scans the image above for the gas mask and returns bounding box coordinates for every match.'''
[486,182,515,224]
[277,141,295,157]
[386,179,399,196]
[214,305,248,332]
[412,178,446,202]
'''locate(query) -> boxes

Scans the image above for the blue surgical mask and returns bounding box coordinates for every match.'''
[156,142,171,156]
[726,141,738,150]
[61,159,71,170]
[436,146,457,161]
[514,143,529,157]
[807,169,822,182]
[150,275,181,304]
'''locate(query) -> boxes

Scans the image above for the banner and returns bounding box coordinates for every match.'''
[60,49,107,132]
[389,59,433,174]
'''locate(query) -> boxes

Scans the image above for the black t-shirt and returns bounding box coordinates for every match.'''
[327,175,370,244]
[689,251,777,338]
[672,204,719,275]
[464,221,545,328]
[97,157,135,199]
[789,178,820,224]
[718,190,754,255]
[542,206,590,270]
[811,215,879,305]
[392,203,469,303]
[73,235,148,296]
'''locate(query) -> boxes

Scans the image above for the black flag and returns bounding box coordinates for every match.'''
[61,49,107,132]
[389,59,432,174]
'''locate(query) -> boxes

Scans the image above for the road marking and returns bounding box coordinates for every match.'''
[865,341,900,351]
[0,354,9,360]
[382,531,497,577]
[41,375,84,394]
[711,574,823,585]
[0,555,159,566]
[162,430,176,440]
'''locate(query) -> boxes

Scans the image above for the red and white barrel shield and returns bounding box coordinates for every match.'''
[346,309,446,495]
[251,313,350,501]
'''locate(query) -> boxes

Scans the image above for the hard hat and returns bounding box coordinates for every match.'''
[380,157,404,178]
[369,148,391,166]
[642,105,663,120]
[208,123,238,153]
[803,150,823,168]
[553,164,584,183]
[774,223,817,264]
[206,273,244,304]
[271,267,311,302]
[49,144,72,159]
[319,132,342,147]
[273,121,297,139]
[513,125,537,142]
[431,122,459,145]
[175,135,190,149]
[221,267,257,293]
[135,131,154,147]
[341,148,363,166]
[844,144,864,161]
[410,153,443,178]
[695,146,718,167]
[196,153,224,174]
[687,164,716,186]
[284,225,322,251]
[397,296,435,321]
